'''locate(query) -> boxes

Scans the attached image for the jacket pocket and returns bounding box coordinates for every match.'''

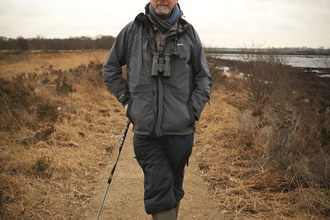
[186,100,195,127]
[127,91,156,132]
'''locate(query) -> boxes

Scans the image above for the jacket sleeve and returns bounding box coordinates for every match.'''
[103,23,132,107]
[189,26,212,121]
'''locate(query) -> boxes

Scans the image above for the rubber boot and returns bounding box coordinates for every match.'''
[175,201,180,218]
[152,208,176,220]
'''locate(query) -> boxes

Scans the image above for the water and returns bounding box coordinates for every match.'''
[283,55,329,68]
[216,54,329,68]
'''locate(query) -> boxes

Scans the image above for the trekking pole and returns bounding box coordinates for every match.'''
[96,121,130,220]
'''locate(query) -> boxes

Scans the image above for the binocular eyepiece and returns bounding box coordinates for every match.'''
[151,53,171,77]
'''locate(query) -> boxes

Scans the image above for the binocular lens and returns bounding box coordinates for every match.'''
[151,53,171,78]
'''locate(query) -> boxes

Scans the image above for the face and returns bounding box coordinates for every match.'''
[149,0,179,20]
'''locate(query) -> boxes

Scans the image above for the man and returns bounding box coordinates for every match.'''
[103,0,211,219]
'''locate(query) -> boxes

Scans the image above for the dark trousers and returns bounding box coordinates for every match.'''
[133,134,194,214]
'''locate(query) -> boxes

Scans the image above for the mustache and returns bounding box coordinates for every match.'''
[156,2,170,7]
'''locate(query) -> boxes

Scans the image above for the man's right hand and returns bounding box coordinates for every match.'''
[125,104,131,123]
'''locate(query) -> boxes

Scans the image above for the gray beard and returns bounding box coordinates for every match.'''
[155,7,171,17]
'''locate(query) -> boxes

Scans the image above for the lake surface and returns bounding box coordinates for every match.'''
[216,54,329,68]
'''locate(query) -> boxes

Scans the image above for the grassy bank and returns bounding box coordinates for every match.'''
[198,54,330,219]
[0,52,126,218]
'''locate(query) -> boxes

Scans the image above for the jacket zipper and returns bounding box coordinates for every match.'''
[148,25,177,136]
[154,37,172,136]
[151,29,174,136]
[147,29,159,136]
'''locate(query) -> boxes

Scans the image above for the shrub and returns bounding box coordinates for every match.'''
[37,103,59,122]
[321,127,330,148]
[227,47,292,115]
[55,75,74,94]
[0,74,39,131]
[206,55,227,92]
[41,72,51,84]
[31,155,53,179]
[0,73,37,111]
[35,126,55,142]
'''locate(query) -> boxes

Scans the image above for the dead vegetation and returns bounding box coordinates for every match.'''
[0,50,329,219]
[0,52,126,219]
[194,53,330,219]
[0,50,109,80]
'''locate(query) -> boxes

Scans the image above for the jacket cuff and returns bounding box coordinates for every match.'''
[119,93,131,107]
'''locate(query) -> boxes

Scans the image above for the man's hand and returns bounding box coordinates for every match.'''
[125,104,131,123]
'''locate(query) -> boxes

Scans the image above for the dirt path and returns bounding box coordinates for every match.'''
[86,128,220,220]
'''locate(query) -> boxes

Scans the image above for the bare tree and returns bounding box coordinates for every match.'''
[230,46,291,115]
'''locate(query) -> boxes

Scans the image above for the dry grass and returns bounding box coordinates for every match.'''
[0,52,126,219]
[194,57,330,219]
[0,50,109,80]
[194,88,330,219]
[0,51,329,219]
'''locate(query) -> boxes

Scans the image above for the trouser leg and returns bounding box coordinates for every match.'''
[133,135,175,214]
[133,134,193,215]
[166,135,194,202]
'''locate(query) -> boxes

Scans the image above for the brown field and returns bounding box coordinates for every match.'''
[0,50,329,219]
[0,50,109,80]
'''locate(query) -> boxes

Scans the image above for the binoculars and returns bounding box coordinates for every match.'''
[151,53,171,77]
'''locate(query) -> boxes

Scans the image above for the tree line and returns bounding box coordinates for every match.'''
[0,35,116,51]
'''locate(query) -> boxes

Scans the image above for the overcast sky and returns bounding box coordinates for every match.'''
[1,0,329,48]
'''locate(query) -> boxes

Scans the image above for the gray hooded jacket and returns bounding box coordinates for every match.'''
[103,6,212,136]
